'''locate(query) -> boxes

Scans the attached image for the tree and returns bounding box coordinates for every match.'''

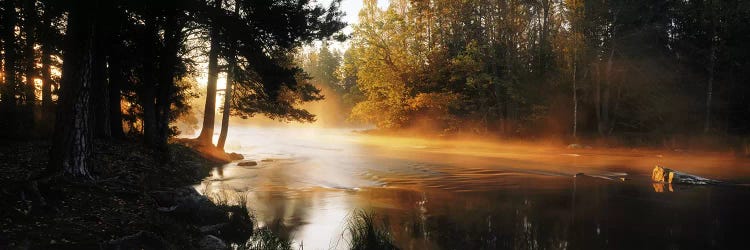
[196,0,223,145]
[48,0,97,179]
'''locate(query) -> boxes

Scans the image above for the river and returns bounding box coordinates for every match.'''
[195,126,750,249]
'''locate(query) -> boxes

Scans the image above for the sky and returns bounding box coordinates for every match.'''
[319,0,389,50]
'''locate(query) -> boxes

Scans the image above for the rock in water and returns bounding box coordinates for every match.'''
[199,235,228,250]
[237,161,257,167]
[651,165,717,185]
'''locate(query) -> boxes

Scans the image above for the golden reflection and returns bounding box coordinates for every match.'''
[652,183,675,193]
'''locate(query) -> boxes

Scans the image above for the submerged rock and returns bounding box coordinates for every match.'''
[237,161,257,167]
[651,165,717,185]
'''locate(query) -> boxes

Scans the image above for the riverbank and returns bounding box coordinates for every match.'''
[0,139,251,249]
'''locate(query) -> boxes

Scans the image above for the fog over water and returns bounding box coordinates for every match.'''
[194,126,750,249]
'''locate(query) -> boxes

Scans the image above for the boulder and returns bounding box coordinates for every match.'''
[651,165,717,185]
[237,161,257,167]
[149,187,226,224]
[199,235,228,250]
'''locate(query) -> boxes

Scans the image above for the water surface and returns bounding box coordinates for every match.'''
[197,127,750,249]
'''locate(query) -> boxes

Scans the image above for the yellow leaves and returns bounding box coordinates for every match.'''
[407,92,459,112]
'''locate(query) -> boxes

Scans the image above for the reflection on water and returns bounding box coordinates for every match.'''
[196,127,750,249]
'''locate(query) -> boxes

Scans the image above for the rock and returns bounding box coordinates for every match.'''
[199,235,228,250]
[227,152,244,160]
[149,187,226,224]
[105,231,171,250]
[651,165,717,185]
[199,223,229,234]
[237,161,257,167]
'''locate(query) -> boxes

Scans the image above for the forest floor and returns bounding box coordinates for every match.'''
[0,139,252,249]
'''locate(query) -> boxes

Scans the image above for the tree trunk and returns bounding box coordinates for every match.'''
[41,40,52,108]
[140,16,159,146]
[156,11,184,150]
[1,0,18,118]
[572,46,578,138]
[91,21,111,139]
[107,11,125,138]
[217,2,239,150]
[108,45,125,138]
[48,1,95,179]
[196,0,223,145]
[22,0,36,108]
[217,67,233,150]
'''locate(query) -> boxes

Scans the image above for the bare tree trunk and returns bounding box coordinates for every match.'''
[39,6,52,110]
[108,45,125,138]
[217,67,233,150]
[196,0,223,145]
[140,16,158,146]
[41,40,52,108]
[217,2,239,150]
[107,12,125,138]
[1,0,18,117]
[22,0,36,108]
[572,46,578,138]
[156,11,184,150]
[48,1,95,179]
[91,22,111,139]
[594,62,602,135]
[601,46,614,135]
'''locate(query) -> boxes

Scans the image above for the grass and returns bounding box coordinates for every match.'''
[346,210,399,250]
[242,223,293,250]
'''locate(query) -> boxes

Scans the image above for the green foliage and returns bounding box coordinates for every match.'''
[340,0,750,139]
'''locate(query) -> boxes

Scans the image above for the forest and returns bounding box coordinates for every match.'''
[0,0,345,178]
[301,0,750,150]
[2,0,750,248]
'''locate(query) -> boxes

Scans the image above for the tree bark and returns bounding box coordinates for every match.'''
[217,2,239,150]
[108,44,125,138]
[156,11,184,150]
[572,46,578,138]
[48,1,95,179]
[22,0,36,107]
[196,0,223,145]
[1,0,18,116]
[107,11,125,138]
[91,20,111,139]
[140,16,159,146]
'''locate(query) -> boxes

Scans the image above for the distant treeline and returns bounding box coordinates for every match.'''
[0,0,344,178]
[304,0,750,145]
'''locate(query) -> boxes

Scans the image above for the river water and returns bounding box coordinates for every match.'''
[196,126,750,249]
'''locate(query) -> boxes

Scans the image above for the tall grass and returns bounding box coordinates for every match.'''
[242,226,293,250]
[346,210,399,250]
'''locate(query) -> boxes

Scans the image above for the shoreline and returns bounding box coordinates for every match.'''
[0,139,252,249]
